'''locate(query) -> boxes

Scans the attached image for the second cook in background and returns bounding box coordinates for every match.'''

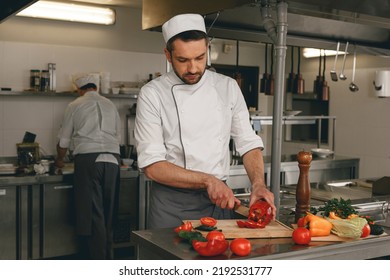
[135,14,276,229]
[55,74,121,259]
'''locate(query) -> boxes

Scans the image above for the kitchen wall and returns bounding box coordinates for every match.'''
[0,7,166,157]
[0,6,389,179]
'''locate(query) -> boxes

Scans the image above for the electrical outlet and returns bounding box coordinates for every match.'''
[223,44,232,54]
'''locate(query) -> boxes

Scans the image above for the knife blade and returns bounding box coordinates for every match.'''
[234,204,249,217]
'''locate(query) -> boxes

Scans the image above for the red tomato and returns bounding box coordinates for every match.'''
[297,217,306,227]
[230,238,252,257]
[200,217,217,227]
[360,224,371,238]
[292,227,311,245]
[174,221,193,234]
[206,230,225,241]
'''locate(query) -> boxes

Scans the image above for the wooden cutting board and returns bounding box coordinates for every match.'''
[186,219,293,239]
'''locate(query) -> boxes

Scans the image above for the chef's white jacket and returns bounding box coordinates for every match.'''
[135,70,263,181]
[58,91,121,156]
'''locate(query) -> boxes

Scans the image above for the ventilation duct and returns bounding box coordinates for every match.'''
[0,0,37,23]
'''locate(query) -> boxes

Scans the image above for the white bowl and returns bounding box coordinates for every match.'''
[122,158,134,166]
[111,88,120,94]
[311,148,334,158]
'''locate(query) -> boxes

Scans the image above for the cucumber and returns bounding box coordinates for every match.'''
[194,225,220,231]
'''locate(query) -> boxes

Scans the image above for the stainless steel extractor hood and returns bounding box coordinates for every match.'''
[142,0,390,55]
[0,0,38,23]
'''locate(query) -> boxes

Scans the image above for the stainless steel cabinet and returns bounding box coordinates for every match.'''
[0,175,78,260]
[0,170,140,259]
[0,184,40,260]
[113,176,139,247]
[41,182,78,259]
[0,186,17,259]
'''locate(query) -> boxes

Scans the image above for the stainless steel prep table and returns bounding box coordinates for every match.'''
[131,226,390,260]
[132,177,390,260]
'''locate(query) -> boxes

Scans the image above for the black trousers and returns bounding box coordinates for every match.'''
[74,153,120,260]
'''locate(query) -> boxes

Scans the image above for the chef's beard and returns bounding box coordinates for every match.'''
[173,68,205,85]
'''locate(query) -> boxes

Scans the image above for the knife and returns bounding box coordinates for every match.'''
[234,204,249,217]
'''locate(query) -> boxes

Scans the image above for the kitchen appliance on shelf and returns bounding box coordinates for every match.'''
[17,131,40,168]
[16,143,40,167]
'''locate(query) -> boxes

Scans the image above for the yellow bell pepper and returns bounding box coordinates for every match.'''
[304,212,333,237]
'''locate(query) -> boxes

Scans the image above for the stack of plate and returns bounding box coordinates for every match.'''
[0,164,17,175]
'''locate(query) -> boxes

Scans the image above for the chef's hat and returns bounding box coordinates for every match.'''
[162,14,206,43]
[74,73,99,89]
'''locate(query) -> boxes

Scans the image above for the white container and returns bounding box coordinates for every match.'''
[373,70,390,97]
[100,72,110,94]
[111,87,120,94]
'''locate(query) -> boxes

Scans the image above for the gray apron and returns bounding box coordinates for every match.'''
[147,182,233,229]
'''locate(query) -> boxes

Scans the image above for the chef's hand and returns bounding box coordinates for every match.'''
[205,177,241,209]
[54,157,65,169]
[250,182,276,220]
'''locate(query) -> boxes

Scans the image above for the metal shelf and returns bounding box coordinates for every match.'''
[0,90,138,99]
[250,115,337,151]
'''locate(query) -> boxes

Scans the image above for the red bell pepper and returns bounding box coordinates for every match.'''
[192,239,229,257]
[236,200,273,229]
[248,200,273,226]
[236,220,266,228]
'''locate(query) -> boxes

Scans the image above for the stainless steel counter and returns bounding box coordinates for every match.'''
[0,168,138,186]
[132,174,390,260]
[227,155,359,190]
[131,226,390,260]
[0,173,71,186]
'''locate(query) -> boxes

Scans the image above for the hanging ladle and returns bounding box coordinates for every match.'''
[349,45,359,92]
[330,41,340,81]
[339,42,349,80]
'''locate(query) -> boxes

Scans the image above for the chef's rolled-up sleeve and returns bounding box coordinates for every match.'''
[230,81,264,156]
[134,88,167,169]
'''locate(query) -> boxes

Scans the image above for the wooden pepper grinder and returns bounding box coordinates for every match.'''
[295,150,312,222]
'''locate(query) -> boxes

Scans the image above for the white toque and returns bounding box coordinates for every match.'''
[162,14,206,43]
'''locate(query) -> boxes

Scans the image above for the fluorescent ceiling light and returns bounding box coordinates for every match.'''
[16,1,115,25]
[303,48,347,58]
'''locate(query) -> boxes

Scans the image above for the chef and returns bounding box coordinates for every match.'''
[134,13,276,229]
[55,74,121,259]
